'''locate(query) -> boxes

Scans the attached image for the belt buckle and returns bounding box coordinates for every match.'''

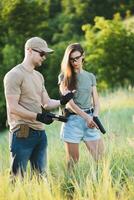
[85,108,93,114]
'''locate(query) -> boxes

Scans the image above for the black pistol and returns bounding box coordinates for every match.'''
[93,116,106,134]
[46,112,68,122]
[41,106,67,122]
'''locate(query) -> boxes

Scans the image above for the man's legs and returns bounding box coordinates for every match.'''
[10,133,33,177]
[30,130,47,177]
[10,129,47,177]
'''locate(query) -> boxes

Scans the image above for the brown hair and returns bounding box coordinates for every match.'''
[60,43,84,91]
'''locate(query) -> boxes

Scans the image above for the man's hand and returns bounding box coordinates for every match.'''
[60,92,74,105]
[36,113,53,125]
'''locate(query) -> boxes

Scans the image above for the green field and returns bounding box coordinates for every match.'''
[0,89,134,200]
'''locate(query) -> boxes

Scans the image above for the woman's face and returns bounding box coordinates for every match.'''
[69,50,84,72]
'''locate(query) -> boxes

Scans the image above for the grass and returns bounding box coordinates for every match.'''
[0,88,134,200]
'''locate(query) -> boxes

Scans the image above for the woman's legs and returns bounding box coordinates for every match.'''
[84,138,104,161]
[64,142,79,170]
[64,139,104,172]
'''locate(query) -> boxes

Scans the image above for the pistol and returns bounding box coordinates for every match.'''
[93,116,106,134]
[46,112,68,122]
[41,106,68,122]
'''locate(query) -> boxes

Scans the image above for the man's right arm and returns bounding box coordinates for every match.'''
[6,95,54,124]
[4,71,37,120]
[6,94,37,120]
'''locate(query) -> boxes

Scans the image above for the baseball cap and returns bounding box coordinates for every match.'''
[25,37,54,53]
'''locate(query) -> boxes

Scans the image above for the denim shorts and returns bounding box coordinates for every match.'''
[60,113,101,143]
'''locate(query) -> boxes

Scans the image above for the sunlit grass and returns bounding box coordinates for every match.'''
[0,88,134,200]
[100,88,134,111]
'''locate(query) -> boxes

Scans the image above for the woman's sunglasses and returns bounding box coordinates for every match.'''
[69,54,82,62]
[32,49,47,57]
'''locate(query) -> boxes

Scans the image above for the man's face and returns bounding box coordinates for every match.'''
[31,49,47,67]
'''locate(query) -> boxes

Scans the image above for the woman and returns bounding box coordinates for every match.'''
[58,43,104,170]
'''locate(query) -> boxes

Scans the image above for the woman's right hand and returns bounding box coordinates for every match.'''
[85,115,98,129]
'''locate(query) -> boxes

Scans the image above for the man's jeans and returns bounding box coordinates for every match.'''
[9,128,47,177]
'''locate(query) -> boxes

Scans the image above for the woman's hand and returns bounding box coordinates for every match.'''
[86,115,98,129]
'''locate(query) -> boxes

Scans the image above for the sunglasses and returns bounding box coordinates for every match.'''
[32,49,47,57]
[69,54,82,62]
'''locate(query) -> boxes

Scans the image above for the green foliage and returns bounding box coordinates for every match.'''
[0,44,23,130]
[82,14,134,90]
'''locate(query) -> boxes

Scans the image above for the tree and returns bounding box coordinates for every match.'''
[82,14,134,90]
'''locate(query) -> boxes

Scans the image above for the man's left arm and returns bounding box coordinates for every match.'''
[42,90,74,110]
[42,90,60,110]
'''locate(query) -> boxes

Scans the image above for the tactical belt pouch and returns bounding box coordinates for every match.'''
[16,124,30,138]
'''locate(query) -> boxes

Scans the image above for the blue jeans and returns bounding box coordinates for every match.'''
[9,128,47,177]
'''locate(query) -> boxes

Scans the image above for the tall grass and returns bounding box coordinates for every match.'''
[0,88,134,200]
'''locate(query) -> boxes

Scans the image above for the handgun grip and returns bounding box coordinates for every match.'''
[93,116,106,134]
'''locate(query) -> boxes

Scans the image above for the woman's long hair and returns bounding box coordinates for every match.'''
[61,43,84,91]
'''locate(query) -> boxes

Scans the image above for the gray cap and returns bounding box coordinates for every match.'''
[25,37,54,53]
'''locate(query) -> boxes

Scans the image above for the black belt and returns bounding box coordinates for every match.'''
[69,108,93,115]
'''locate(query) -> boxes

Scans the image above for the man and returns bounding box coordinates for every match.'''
[3,37,73,178]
